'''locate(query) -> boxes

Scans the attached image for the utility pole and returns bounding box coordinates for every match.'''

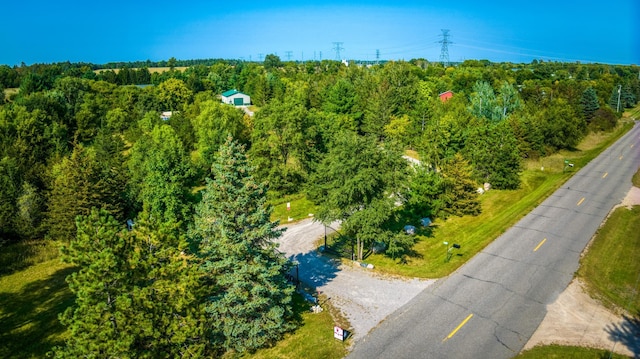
[333,42,344,61]
[438,29,452,67]
[617,84,622,113]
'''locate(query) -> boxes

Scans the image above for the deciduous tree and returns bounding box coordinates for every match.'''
[308,131,408,260]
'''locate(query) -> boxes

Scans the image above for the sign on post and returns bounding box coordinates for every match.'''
[334,326,345,341]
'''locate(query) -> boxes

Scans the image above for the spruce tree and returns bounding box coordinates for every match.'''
[580,87,599,121]
[46,145,104,241]
[190,136,295,354]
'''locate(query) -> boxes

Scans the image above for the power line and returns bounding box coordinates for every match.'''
[439,29,452,67]
[333,42,344,60]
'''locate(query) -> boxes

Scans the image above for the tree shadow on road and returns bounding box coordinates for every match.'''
[605,312,640,357]
[287,249,340,291]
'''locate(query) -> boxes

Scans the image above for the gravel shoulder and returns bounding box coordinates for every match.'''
[275,219,434,342]
[523,186,640,357]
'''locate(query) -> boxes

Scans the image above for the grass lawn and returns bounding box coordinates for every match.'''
[577,204,640,315]
[94,66,188,74]
[0,258,74,359]
[270,193,318,225]
[515,344,628,359]
[359,122,634,278]
[243,294,349,359]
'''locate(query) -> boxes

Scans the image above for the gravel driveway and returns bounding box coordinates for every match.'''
[275,219,435,342]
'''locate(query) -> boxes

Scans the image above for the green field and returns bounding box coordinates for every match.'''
[577,206,640,315]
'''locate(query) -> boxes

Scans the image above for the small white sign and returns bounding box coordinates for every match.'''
[334,326,344,341]
[287,202,291,211]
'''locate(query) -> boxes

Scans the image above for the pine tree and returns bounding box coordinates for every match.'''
[190,136,295,354]
[125,215,205,358]
[55,209,206,358]
[54,209,135,358]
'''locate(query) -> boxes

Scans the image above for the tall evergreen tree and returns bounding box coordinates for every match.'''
[580,87,599,121]
[46,145,105,241]
[190,136,295,354]
[439,153,481,218]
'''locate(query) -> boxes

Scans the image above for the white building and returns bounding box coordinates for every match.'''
[221,89,251,106]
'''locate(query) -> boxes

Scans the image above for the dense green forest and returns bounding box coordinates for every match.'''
[1,57,638,356]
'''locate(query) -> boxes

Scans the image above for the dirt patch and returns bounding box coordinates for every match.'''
[523,187,640,357]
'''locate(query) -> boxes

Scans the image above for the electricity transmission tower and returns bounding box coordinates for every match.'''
[376,49,380,64]
[438,29,452,67]
[285,51,293,61]
[333,42,344,60]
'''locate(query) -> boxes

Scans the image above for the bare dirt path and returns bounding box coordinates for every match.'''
[523,186,640,357]
[275,219,435,342]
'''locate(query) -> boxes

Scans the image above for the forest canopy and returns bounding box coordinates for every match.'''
[1,56,638,356]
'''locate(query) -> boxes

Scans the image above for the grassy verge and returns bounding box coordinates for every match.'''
[363,122,634,278]
[515,344,628,359]
[0,258,74,359]
[577,206,640,315]
[244,293,349,359]
[270,193,318,225]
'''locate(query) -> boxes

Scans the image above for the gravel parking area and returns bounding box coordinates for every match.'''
[276,219,434,342]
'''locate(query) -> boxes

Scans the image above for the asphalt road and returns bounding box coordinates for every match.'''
[348,121,640,359]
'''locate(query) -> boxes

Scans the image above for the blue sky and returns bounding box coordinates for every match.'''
[1,0,638,66]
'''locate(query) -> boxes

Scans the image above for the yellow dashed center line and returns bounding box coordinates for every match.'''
[443,314,473,342]
[577,197,585,206]
[602,172,608,178]
[534,238,547,252]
